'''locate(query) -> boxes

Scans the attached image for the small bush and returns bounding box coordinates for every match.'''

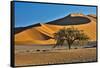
[74,47,78,49]
[36,49,40,52]
[42,50,46,52]
[26,50,30,52]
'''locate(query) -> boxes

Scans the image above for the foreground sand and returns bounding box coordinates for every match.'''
[15,47,97,66]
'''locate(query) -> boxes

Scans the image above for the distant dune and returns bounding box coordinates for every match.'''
[15,13,97,45]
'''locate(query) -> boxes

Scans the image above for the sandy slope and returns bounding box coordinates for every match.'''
[15,14,97,45]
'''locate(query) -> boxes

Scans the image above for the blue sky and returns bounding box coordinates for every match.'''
[14,2,96,27]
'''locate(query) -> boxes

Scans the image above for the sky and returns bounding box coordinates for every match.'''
[14,2,97,27]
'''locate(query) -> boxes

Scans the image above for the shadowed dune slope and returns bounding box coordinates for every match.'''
[15,23,41,34]
[15,13,97,45]
[46,14,91,25]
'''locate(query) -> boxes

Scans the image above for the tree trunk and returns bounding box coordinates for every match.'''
[67,40,71,50]
[67,39,75,50]
[53,39,61,48]
[68,44,71,50]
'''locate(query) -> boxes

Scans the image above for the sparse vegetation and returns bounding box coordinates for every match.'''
[36,49,40,52]
[26,50,30,52]
[42,50,46,52]
[15,48,96,66]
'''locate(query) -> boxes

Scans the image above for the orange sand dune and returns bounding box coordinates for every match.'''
[15,14,96,45]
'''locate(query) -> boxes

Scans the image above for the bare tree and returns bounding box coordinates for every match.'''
[53,27,89,49]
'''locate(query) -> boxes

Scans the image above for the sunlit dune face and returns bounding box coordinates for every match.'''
[15,14,97,45]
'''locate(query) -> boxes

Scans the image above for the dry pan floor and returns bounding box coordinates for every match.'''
[15,47,97,66]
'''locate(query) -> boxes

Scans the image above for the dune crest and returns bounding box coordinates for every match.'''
[15,13,96,45]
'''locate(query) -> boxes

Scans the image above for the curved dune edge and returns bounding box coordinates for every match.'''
[15,15,96,45]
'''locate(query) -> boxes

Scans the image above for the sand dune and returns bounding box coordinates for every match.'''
[15,13,97,45]
[46,13,91,25]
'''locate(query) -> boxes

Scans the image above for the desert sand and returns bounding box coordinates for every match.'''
[15,47,97,66]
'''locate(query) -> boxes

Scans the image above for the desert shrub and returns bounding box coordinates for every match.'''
[36,49,40,52]
[42,50,47,52]
[26,50,30,52]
